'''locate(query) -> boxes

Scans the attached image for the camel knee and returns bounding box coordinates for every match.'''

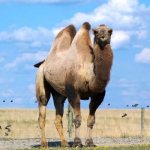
[74,115,82,128]
[54,115,63,129]
[87,115,95,129]
[39,95,48,106]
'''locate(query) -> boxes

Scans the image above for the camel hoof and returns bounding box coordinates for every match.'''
[41,141,48,148]
[61,140,69,147]
[72,137,83,148]
[85,138,96,147]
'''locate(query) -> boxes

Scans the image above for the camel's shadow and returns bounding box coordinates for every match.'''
[32,141,74,148]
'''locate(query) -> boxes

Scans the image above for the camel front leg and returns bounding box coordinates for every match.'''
[86,115,95,146]
[85,91,105,147]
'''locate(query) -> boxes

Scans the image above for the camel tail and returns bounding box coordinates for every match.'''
[34,60,45,68]
[36,63,51,105]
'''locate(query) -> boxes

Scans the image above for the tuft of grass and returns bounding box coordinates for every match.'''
[1,109,150,139]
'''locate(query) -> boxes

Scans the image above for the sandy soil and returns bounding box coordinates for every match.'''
[0,137,150,149]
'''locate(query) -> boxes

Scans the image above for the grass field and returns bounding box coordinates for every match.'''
[0,109,150,139]
[29,145,150,150]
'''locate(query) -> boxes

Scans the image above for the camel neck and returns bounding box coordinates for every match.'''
[93,43,113,90]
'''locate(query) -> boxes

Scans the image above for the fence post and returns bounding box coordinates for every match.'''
[67,103,74,138]
[141,107,145,136]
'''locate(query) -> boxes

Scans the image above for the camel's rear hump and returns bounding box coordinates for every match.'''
[50,24,76,53]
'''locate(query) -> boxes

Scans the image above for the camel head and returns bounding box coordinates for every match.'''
[92,24,113,49]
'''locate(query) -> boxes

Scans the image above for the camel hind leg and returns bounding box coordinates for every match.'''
[36,63,51,147]
[51,88,68,147]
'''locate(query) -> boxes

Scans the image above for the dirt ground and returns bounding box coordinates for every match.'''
[1,137,150,149]
[1,109,150,149]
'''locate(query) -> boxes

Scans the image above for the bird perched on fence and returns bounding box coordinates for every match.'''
[132,104,138,107]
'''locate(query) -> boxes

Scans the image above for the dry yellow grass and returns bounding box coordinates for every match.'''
[0,109,150,139]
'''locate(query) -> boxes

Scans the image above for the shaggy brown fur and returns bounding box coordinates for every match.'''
[90,24,113,92]
[35,22,113,147]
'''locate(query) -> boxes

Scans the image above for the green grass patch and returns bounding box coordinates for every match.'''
[22,145,150,150]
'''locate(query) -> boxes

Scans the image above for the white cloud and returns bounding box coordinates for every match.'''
[0,0,149,52]
[111,30,130,49]
[0,27,52,48]
[0,0,149,50]
[0,26,67,49]
[64,0,146,29]
[5,50,48,69]
[59,0,149,49]
[0,89,14,97]
[135,48,150,63]
[0,0,81,3]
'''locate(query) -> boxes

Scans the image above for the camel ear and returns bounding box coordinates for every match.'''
[92,29,98,35]
[108,28,113,35]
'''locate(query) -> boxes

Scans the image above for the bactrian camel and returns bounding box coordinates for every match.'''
[35,22,113,147]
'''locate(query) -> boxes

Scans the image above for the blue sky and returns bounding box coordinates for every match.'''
[0,0,150,109]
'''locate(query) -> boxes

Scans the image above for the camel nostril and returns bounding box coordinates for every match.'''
[101,36,105,39]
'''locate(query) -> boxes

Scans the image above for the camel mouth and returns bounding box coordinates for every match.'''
[95,36,109,49]
[100,36,106,42]
[98,35,108,43]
